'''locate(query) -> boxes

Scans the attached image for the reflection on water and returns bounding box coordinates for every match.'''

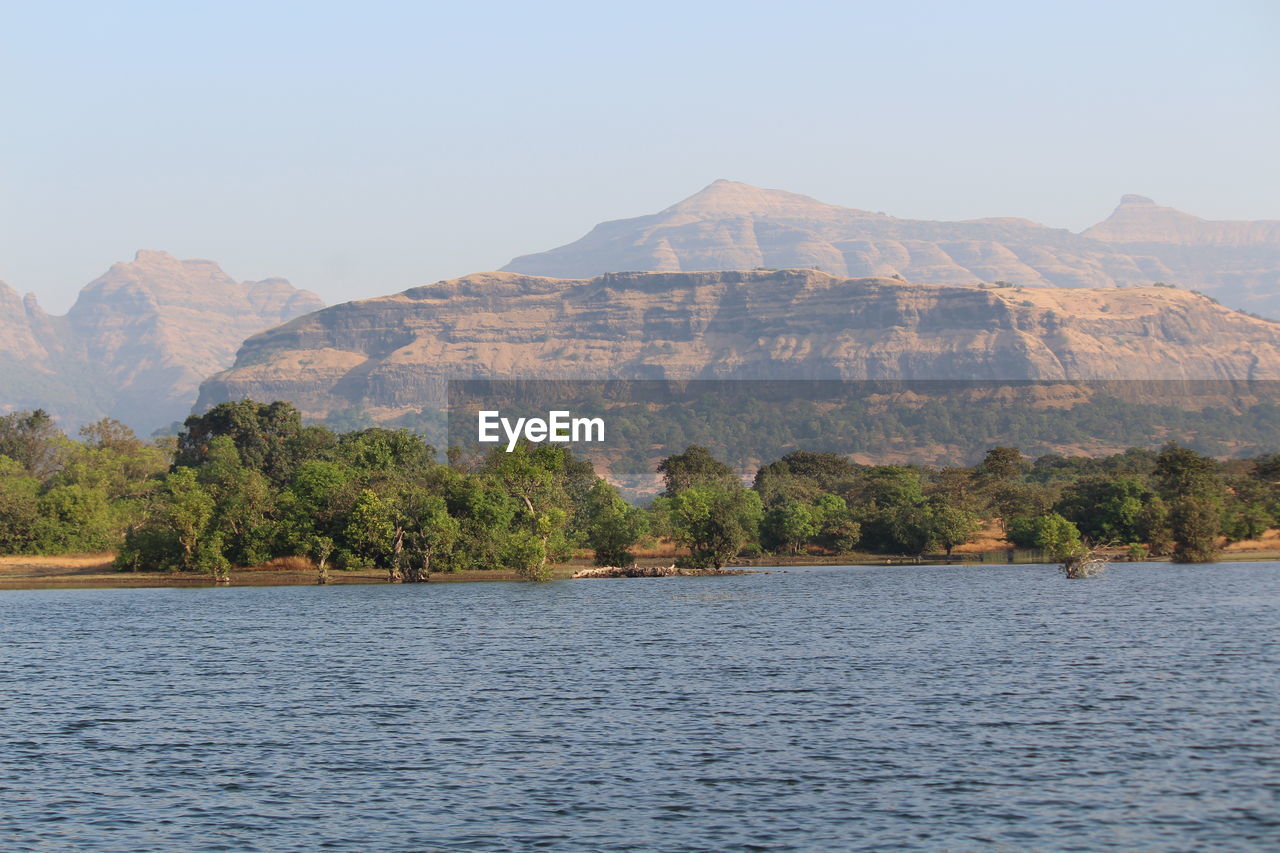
[1,562,1277,851]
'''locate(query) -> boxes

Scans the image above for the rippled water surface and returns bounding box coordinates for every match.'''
[1,562,1278,851]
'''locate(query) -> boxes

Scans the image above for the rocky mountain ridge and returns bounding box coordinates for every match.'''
[197,269,1280,424]
[504,181,1280,317]
[1,250,323,430]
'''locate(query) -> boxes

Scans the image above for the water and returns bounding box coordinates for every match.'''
[1,562,1277,852]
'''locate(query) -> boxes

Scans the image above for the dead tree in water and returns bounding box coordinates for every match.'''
[1061,544,1109,579]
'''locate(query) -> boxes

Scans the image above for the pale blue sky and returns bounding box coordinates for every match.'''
[2,0,1276,312]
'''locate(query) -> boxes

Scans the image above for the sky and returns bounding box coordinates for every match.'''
[1,0,1276,313]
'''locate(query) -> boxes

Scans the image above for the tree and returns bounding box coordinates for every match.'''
[760,501,817,555]
[486,445,572,580]
[309,534,335,584]
[1006,512,1083,561]
[1055,476,1151,543]
[0,409,64,480]
[33,484,114,552]
[657,446,738,498]
[278,459,359,554]
[847,466,933,553]
[1136,498,1174,557]
[1222,500,1270,544]
[344,488,400,578]
[926,466,978,512]
[753,451,858,506]
[811,493,860,553]
[165,467,221,575]
[1169,498,1220,563]
[198,437,277,567]
[337,428,435,473]
[78,418,141,454]
[668,485,763,569]
[115,466,224,576]
[975,446,1030,484]
[584,479,648,566]
[0,456,41,553]
[400,490,459,582]
[1154,443,1222,502]
[926,500,981,556]
[176,400,304,484]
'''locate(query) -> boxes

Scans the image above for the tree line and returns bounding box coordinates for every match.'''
[1,401,1277,579]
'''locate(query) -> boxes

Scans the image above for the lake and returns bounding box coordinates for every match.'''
[1,562,1277,851]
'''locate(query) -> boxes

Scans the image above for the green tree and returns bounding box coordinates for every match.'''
[975,446,1030,484]
[760,501,817,555]
[78,418,141,454]
[176,400,305,484]
[584,479,648,567]
[1136,498,1174,557]
[486,445,572,580]
[278,459,358,552]
[0,456,41,553]
[669,485,763,569]
[32,484,114,552]
[1055,476,1151,543]
[1154,443,1222,502]
[1006,512,1083,561]
[343,488,400,577]
[400,490,460,582]
[198,437,278,567]
[926,500,981,556]
[657,445,738,498]
[847,466,933,553]
[0,409,65,480]
[116,466,222,575]
[337,428,435,472]
[753,450,858,506]
[811,493,860,553]
[1168,498,1220,563]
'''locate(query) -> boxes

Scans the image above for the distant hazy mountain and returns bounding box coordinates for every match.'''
[0,250,323,431]
[504,181,1280,317]
[198,269,1280,425]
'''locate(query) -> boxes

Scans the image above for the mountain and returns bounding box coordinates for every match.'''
[197,269,1280,424]
[1,250,323,431]
[504,181,1280,317]
[1082,194,1280,315]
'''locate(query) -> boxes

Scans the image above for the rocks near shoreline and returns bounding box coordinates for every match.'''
[571,565,754,578]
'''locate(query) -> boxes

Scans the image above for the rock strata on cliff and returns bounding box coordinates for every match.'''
[1,251,323,430]
[197,269,1280,423]
[505,181,1280,317]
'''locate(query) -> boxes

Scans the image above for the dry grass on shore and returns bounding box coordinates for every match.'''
[0,552,578,589]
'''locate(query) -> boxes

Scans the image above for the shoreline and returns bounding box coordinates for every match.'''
[3,547,1280,591]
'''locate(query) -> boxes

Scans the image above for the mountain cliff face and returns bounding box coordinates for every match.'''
[1,251,323,430]
[504,181,1280,317]
[1081,194,1280,315]
[197,269,1280,423]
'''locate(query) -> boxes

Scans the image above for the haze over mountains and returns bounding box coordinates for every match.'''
[506,181,1280,318]
[198,270,1280,426]
[0,250,322,431]
[4,182,1279,434]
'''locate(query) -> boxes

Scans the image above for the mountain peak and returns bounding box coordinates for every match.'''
[133,248,178,263]
[1084,196,1280,249]
[0,251,324,431]
[663,180,841,218]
